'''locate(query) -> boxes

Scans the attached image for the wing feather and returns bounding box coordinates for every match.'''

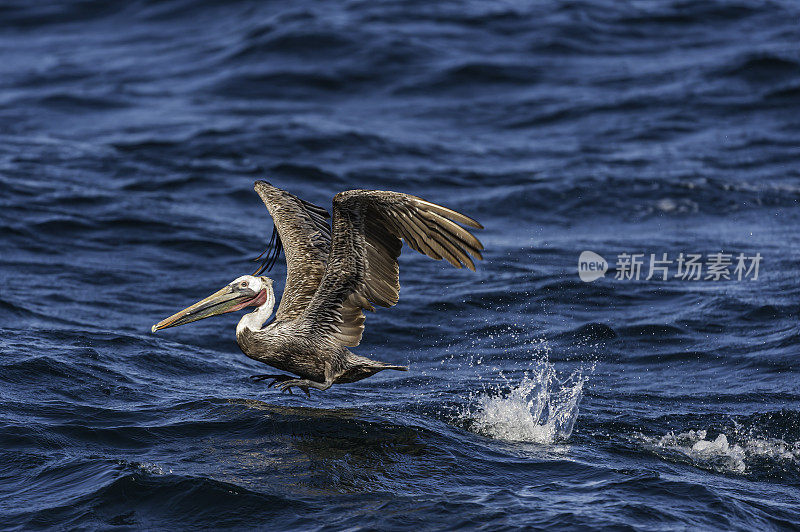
[253,181,331,321]
[301,190,483,346]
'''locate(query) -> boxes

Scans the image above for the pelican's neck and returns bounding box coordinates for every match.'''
[236,289,275,336]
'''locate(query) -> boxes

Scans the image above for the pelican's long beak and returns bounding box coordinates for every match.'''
[151,285,255,333]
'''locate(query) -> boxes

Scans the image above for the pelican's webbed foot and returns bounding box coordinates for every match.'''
[276,378,332,398]
[275,363,334,398]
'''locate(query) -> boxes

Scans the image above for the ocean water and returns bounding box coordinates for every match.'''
[2,0,800,529]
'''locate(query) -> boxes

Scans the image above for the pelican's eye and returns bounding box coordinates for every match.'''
[239,281,248,289]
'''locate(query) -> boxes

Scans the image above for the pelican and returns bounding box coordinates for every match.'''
[152,181,483,396]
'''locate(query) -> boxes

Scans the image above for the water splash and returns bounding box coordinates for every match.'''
[641,429,800,475]
[461,361,585,444]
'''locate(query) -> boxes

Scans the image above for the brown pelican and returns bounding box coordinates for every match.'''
[152,181,483,396]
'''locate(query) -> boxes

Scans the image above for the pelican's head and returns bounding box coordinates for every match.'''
[151,275,274,333]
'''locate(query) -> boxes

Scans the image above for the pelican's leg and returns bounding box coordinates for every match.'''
[276,363,334,398]
[249,374,295,388]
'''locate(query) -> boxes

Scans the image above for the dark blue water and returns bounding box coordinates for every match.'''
[2,0,800,529]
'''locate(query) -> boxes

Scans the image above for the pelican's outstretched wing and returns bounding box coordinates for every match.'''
[301,190,483,347]
[253,181,331,321]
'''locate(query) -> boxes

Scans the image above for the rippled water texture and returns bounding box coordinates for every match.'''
[2,0,800,529]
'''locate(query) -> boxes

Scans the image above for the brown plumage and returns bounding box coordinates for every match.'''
[154,181,484,397]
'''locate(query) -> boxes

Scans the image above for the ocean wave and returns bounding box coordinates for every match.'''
[3,0,800,527]
[5,465,309,529]
[468,177,800,220]
[715,53,800,85]
[640,428,800,480]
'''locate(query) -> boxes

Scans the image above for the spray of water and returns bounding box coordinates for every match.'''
[413,326,593,445]
[640,428,800,475]
[460,359,587,444]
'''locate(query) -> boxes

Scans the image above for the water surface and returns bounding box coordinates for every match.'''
[2,0,800,529]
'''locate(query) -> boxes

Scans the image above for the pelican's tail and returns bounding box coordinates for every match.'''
[379,363,409,371]
[336,353,408,383]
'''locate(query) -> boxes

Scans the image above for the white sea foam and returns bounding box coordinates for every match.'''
[136,462,172,475]
[641,428,800,475]
[462,362,585,444]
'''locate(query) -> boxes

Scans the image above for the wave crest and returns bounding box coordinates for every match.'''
[641,428,800,476]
